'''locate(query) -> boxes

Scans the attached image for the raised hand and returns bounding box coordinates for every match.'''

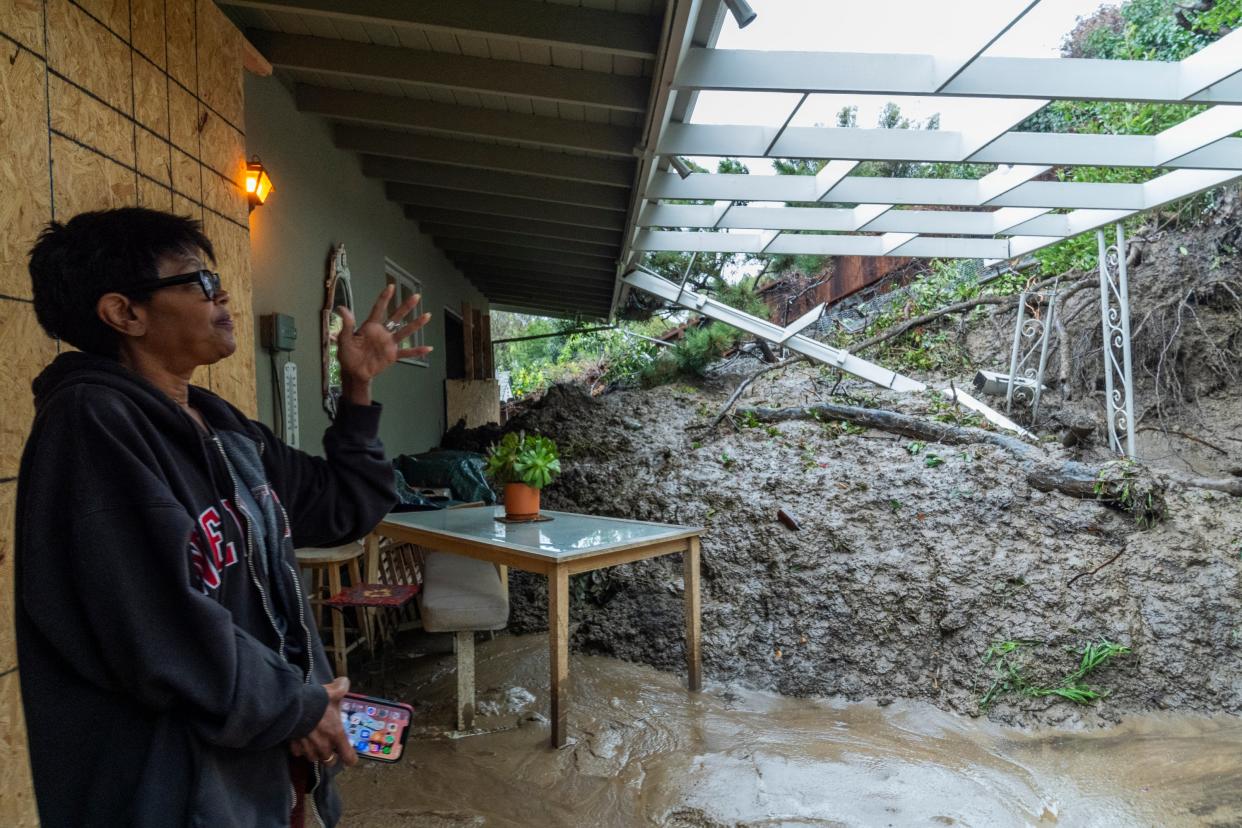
[335,284,433,404]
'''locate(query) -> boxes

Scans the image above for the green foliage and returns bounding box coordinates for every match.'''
[1069,0,1232,60]
[979,639,1043,709]
[641,281,771,383]
[979,639,1131,710]
[484,431,562,490]
[1025,0,1242,273]
[716,279,771,318]
[671,323,736,377]
[492,312,667,398]
[1194,0,1242,33]
[1093,460,1168,528]
[819,419,865,439]
[855,259,999,374]
[1033,227,1104,276]
[642,155,760,287]
[716,157,751,175]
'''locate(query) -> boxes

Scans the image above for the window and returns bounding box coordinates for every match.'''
[385,259,428,367]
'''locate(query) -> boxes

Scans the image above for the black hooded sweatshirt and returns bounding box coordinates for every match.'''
[14,352,398,827]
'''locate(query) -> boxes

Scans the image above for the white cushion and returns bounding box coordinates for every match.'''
[417,552,508,632]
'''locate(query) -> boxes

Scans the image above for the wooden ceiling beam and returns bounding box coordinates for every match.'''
[403,207,624,246]
[473,283,614,302]
[488,300,606,319]
[334,125,634,185]
[449,252,615,278]
[387,184,625,230]
[224,0,661,59]
[251,31,649,112]
[303,88,639,157]
[458,277,616,301]
[362,156,628,211]
[417,223,618,257]
[436,238,616,270]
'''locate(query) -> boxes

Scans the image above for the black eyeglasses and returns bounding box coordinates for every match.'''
[124,269,223,300]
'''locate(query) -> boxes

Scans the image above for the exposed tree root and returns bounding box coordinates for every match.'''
[737,401,1242,519]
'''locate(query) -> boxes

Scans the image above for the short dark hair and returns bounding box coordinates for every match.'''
[28,207,216,356]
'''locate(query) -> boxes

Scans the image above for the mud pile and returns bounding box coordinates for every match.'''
[453,216,1242,728]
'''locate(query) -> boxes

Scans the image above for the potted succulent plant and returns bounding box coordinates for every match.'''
[484,431,561,520]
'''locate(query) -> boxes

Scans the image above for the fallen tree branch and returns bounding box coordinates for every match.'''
[709,354,806,430]
[738,401,1242,518]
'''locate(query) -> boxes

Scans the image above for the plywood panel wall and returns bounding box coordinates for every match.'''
[0,2,257,821]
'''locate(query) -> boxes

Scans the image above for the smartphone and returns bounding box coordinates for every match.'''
[340,692,414,763]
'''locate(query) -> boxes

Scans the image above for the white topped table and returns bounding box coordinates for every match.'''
[370,506,703,747]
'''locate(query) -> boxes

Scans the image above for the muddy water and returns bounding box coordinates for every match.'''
[338,634,1242,827]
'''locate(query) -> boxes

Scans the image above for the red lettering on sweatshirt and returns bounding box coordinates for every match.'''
[216,500,241,567]
[189,536,219,591]
[190,503,241,591]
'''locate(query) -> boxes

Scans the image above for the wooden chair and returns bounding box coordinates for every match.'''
[295,543,370,677]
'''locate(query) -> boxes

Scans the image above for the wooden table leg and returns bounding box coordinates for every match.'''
[684,537,702,691]
[548,565,569,747]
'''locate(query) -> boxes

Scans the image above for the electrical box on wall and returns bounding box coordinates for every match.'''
[260,313,297,352]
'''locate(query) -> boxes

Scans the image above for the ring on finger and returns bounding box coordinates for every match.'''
[384,320,401,333]
[323,754,338,766]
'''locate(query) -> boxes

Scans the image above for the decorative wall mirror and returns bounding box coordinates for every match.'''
[322,244,353,418]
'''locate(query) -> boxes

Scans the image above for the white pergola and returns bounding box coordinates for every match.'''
[615,0,1242,456]
[617,0,1242,271]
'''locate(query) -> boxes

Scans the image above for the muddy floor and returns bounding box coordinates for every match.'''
[337,632,1242,827]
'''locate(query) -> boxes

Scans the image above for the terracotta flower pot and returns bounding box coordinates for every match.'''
[503,482,540,520]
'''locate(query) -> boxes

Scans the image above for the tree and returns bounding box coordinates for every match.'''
[1017,0,1242,273]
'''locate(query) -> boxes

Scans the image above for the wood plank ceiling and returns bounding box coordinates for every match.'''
[219,0,667,318]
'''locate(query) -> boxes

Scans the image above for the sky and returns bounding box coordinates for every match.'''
[687,0,1119,172]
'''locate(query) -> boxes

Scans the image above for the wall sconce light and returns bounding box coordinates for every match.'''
[723,0,757,29]
[244,156,273,207]
[669,155,694,179]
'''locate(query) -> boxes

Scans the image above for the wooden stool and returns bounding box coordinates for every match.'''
[295,543,370,677]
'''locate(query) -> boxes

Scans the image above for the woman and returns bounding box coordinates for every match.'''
[16,207,430,827]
